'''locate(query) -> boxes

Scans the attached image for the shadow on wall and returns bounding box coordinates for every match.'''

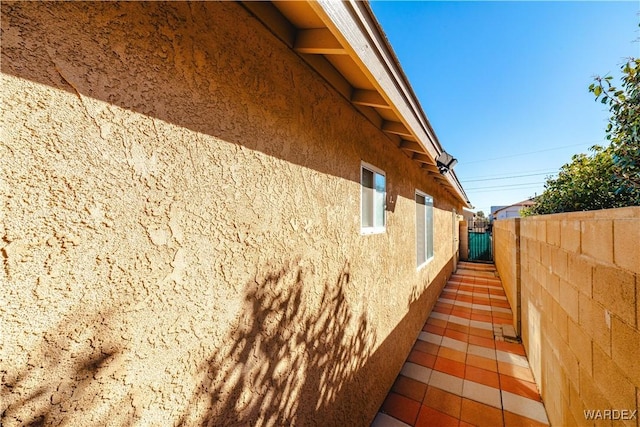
[1,310,135,426]
[2,1,449,423]
[2,1,451,207]
[2,260,376,426]
[179,259,376,426]
[1,1,395,189]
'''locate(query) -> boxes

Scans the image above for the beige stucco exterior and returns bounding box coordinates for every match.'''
[1,2,463,425]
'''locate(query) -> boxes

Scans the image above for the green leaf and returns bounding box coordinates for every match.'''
[594,86,602,97]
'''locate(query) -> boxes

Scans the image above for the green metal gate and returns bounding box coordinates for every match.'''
[469,231,493,261]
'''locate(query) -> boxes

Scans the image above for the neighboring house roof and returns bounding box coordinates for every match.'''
[243,1,470,208]
[492,198,536,216]
[489,206,507,216]
[461,207,475,220]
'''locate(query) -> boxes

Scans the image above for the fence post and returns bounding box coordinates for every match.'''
[459,221,468,261]
[514,218,522,336]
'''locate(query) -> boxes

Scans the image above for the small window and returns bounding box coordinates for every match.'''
[361,162,386,234]
[416,191,434,268]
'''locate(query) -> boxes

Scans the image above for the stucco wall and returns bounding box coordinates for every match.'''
[494,208,640,427]
[1,2,462,425]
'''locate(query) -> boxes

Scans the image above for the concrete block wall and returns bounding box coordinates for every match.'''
[493,218,520,335]
[495,207,640,427]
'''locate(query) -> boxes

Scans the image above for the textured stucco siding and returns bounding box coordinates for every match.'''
[1,2,461,425]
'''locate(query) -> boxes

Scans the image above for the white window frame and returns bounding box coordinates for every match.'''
[360,161,386,235]
[416,190,434,269]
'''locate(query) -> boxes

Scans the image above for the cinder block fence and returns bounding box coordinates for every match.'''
[494,207,640,427]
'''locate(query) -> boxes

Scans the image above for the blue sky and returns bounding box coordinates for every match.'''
[370,1,639,215]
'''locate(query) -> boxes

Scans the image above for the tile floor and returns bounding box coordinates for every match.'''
[372,262,550,427]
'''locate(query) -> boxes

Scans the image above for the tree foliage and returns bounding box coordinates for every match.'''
[525,57,640,216]
[524,145,621,215]
[591,58,640,199]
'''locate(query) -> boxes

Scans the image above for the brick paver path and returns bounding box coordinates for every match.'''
[372,262,550,427]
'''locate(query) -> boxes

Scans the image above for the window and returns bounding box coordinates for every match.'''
[416,191,434,267]
[361,162,386,234]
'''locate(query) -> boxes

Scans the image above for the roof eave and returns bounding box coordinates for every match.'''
[242,0,471,208]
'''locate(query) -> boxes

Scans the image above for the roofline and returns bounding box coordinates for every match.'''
[309,0,470,207]
[492,200,536,215]
[358,2,470,206]
[242,0,471,208]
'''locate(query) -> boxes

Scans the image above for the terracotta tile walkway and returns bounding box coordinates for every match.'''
[372,262,550,427]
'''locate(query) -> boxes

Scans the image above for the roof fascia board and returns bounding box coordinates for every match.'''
[307,0,470,207]
[308,0,437,159]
